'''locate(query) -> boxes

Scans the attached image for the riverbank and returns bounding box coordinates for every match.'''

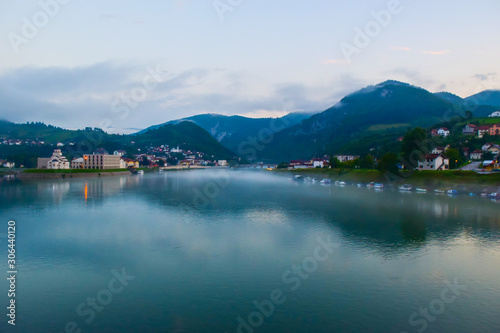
[274,168,500,190]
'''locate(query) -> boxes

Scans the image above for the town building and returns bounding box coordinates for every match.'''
[437,128,450,137]
[113,150,127,157]
[482,143,495,151]
[37,149,70,169]
[470,150,484,160]
[489,124,500,136]
[487,145,500,156]
[37,157,50,169]
[83,154,123,169]
[417,154,450,171]
[71,158,84,169]
[477,125,491,138]
[2,161,15,168]
[312,158,326,168]
[121,158,139,168]
[334,155,360,162]
[431,145,450,154]
[462,124,477,135]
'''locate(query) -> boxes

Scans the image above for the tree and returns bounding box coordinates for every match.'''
[359,155,375,169]
[277,162,289,169]
[445,148,462,169]
[377,153,399,175]
[140,156,149,166]
[465,110,473,120]
[402,128,427,164]
[329,156,341,168]
[157,159,165,167]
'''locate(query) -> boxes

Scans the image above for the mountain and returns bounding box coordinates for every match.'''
[433,91,498,117]
[465,90,500,109]
[137,112,314,152]
[434,92,465,105]
[0,120,234,166]
[257,80,471,161]
[136,121,234,159]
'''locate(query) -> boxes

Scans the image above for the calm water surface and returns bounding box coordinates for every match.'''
[1,170,500,333]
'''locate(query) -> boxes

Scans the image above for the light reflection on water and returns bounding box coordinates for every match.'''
[0,170,499,332]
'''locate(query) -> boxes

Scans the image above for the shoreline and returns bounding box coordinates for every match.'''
[272,168,500,191]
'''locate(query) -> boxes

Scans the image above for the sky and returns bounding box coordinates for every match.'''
[0,0,499,133]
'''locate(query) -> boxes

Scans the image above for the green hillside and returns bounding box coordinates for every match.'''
[257,81,470,161]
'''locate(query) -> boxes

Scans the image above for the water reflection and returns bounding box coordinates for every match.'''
[1,171,500,333]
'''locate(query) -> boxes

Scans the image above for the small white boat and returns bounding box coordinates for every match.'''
[338,181,346,186]
[356,183,364,188]
[312,178,319,183]
[320,179,331,184]
[434,189,445,194]
[137,170,144,175]
[398,184,413,191]
[415,188,427,193]
[374,183,384,189]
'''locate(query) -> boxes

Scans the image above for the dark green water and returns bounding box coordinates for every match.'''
[1,170,500,333]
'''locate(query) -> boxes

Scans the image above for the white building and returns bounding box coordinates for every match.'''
[312,159,324,168]
[334,155,360,162]
[171,146,183,153]
[217,160,228,166]
[71,157,84,169]
[488,111,500,117]
[2,161,15,168]
[113,150,127,157]
[437,128,450,137]
[417,154,450,171]
[47,149,70,169]
[470,150,484,160]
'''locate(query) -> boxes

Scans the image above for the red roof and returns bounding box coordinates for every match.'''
[478,125,491,130]
[424,154,444,160]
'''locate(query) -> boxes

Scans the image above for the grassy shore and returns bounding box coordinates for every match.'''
[274,168,500,187]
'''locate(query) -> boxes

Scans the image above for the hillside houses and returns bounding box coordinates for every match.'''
[490,124,500,136]
[417,154,449,171]
[462,124,477,135]
[477,125,491,138]
[431,127,450,137]
[470,150,484,160]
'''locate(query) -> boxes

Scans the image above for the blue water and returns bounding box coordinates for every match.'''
[1,170,500,332]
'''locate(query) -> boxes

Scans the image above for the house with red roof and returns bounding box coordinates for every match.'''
[417,154,449,171]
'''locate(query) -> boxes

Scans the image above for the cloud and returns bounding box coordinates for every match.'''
[422,50,450,55]
[323,59,350,65]
[390,46,411,51]
[474,73,497,81]
[0,63,342,133]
